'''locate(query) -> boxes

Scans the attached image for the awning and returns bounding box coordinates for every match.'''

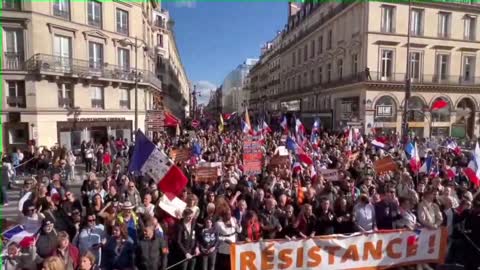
[164,111,180,127]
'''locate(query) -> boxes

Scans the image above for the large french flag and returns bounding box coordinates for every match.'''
[419,156,433,174]
[410,143,421,173]
[262,121,271,134]
[129,131,188,197]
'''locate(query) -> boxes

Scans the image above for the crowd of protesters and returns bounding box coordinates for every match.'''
[1,125,480,270]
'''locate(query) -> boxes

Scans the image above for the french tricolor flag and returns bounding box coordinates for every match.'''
[129,131,188,198]
[2,225,37,249]
[371,139,387,149]
[242,120,251,134]
[262,121,272,134]
[280,116,288,131]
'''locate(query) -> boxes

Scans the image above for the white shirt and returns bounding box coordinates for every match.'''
[215,217,241,254]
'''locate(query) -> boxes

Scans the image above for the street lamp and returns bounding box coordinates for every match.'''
[118,37,145,133]
[402,0,413,141]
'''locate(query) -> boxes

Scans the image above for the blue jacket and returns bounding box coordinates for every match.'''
[102,236,135,270]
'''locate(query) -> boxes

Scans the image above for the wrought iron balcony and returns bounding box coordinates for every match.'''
[119,100,130,109]
[58,97,73,108]
[26,54,162,91]
[7,96,25,108]
[91,99,104,109]
[3,52,24,70]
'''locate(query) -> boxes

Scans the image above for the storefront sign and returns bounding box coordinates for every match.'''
[376,105,393,117]
[230,228,447,270]
[68,117,126,122]
[280,100,301,112]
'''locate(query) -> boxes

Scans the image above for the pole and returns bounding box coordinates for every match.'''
[402,0,412,142]
[134,36,138,132]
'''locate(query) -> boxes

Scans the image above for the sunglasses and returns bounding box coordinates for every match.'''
[28,208,35,212]
[128,185,135,188]
[88,219,96,222]
[66,193,72,196]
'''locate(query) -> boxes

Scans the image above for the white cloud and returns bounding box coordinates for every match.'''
[194,80,217,105]
[174,1,196,8]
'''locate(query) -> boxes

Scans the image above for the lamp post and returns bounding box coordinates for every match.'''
[402,0,413,141]
[119,37,143,133]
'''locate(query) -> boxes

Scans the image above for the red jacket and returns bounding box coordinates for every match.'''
[50,244,80,269]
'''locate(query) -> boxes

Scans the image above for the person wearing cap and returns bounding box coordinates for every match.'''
[117,201,140,242]
[36,218,58,259]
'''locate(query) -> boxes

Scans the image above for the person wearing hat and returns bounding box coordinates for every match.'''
[117,201,140,243]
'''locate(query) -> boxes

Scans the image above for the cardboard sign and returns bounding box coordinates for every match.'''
[374,156,398,174]
[170,148,191,162]
[231,228,448,270]
[194,162,222,182]
[319,169,339,181]
[268,155,291,171]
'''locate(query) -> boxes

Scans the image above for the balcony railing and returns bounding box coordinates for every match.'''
[26,54,162,91]
[7,96,26,108]
[3,52,24,70]
[91,99,104,109]
[58,97,73,108]
[119,100,130,109]
[53,8,70,20]
[154,19,166,29]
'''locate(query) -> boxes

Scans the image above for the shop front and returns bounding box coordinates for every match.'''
[57,118,132,154]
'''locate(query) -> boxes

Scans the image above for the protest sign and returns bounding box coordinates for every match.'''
[374,156,398,174]
[194,162,222,182]
[319,169,339,181]
[170,148,191,162]
[243,140,263,175]
[230,228,447,270]
[268,155,291,171]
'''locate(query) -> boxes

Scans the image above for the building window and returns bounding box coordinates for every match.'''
[318,36,323,54]
[407,96,425,122]
[436,54,449,81]
[57,83,74,108]
[327,30,333,50]
[118,48,130,71]
[292,51,296,67]
[326,63,332,82]
[303,72,307,87]
[90,86,104,109]
[438,12,451,38]
[89,42,103,71]
[463,56,475,82]
[318,67,323,83]
[311,39,315,58]
[53,35,72,72]
[6,81,25,108]
[297,48,301,65]
[297,75,301,89]
[310,69,315,85]
[119,89,130,109]
[409,52,421,81]
[303,44,308,62]
[431,97,450,122]
[380,49,393,80]
[410,9,423,36]
[87,0,102,28]
[53,0,70,20]
[3,28,24,70]
[116,8,129,35]
[157,34,163,48]
[465,15,476,41]
[2,0,20,10]
[381,6,395,33]
[351,54,358,75]
[337,59,343,79]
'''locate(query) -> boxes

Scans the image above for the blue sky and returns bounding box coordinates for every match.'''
[164,1,288,103]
